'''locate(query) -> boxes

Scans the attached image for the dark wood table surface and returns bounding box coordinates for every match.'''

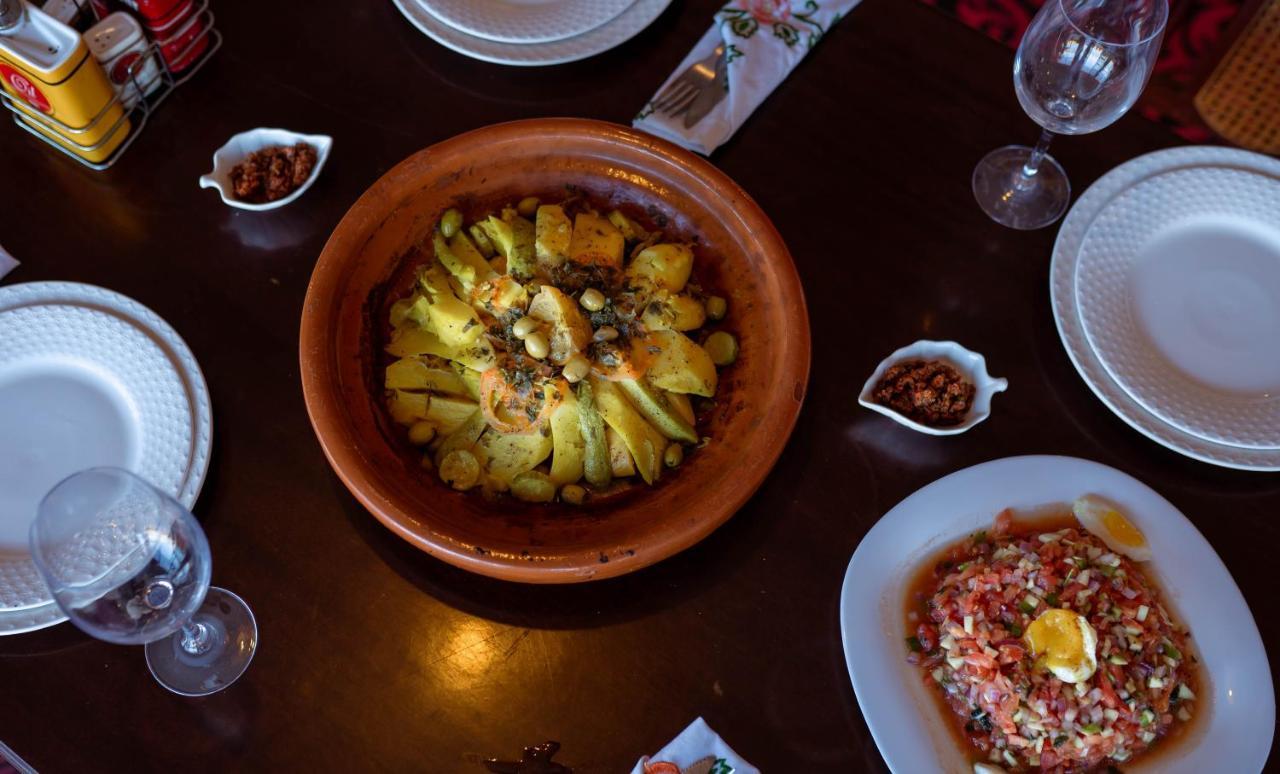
[1,0,1276,771]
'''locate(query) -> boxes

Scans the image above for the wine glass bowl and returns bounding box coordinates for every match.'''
[30,467,256,696]
[30,468,210,645]
[975,0,1169,229]
[1015,0,1168,135]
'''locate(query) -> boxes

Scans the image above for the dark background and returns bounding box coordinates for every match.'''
[0,0,1275,771]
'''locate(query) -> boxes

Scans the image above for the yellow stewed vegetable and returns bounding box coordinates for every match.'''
[382,194,737,503]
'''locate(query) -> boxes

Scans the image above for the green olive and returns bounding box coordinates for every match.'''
[663,444,684,468]
[512,316,539,339]
[704,331,738,366]
[524,332,550,360]
[562,354,590,383]
[516,197,540,218]
[511,471,556,503]
[705,295,728,321]
[579,288,606,312]
[440,208,463,239]
[439,450,479,490]
[408,421,436,446]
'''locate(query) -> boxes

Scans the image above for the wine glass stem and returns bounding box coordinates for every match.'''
[1019,129,1056,184]
[180,621,214,656]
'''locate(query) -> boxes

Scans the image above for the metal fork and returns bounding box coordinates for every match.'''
[651,44,726,121]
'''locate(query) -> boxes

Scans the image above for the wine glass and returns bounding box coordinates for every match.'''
[973,0,1169,229]
[29,467,257,696]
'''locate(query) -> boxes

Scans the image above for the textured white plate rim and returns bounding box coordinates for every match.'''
[839,454,1275,774]
[0,281,212,635]
[419,0,636,45]
[1071,163,1280,450]
[198,128,333,212]
[392,0,671,67]
[1050,146,1280,471]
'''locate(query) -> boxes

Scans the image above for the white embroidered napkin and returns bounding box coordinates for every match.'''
[0,244,17,280]
[634,0,863,155]
[629,717,759,774]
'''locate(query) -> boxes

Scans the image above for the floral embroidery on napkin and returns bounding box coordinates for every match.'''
[719,0,836,48]
[642,755,732,774]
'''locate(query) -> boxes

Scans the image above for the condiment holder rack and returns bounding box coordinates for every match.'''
[0,0,221,170]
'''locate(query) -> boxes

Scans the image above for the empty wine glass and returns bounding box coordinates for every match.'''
[29,467,257,696]
[973,0,1169,229]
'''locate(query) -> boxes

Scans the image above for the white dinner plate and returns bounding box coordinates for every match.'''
[419,0,635,45]
[1051,146,1280,470]
[0,282,212,635]
[392,0,671,67]
[839,455,1274,773]
[1075,160,1280,449]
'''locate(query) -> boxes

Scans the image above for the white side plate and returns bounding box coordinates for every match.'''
[1051,146,1280,470]
[1074,163,1280,449]
[419,0,634,45]
[392,0,671,67]
[199,128,332,211]
[0,282,212,635]
[839,455,1274,773]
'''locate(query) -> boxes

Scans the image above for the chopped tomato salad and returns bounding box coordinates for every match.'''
[905,510,1198,772]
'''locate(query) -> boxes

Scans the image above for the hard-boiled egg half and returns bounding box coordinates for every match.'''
[1073,495,1152,562]
[1024,608,1098,684]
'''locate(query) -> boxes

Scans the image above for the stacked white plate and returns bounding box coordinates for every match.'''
[392,0,673,66]
[1051,146,1280,471]
[0,282,212,635]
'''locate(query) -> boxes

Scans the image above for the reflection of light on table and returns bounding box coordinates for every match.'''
[418,617,547,695]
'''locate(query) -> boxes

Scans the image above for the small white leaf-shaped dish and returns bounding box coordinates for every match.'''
[199,128,332,211]
[858,340,1008,436]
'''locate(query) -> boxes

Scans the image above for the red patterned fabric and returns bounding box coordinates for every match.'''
[917,0,1243,140]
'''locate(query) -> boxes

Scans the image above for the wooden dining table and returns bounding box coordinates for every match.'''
[1,0,1276,770]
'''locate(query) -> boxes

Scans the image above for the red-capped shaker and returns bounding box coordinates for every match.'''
[118,0,209,73]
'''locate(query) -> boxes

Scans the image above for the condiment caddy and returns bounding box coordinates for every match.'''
[0,0,220,170]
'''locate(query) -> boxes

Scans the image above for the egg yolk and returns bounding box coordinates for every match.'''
[1024,609,1095,682]
[1101,508,1146,548]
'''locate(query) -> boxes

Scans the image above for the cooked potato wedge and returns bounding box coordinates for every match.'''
[535,204,572,272]
[549,387,585,486]
[589,377,664,484]
[627,244,693,292]
[476,428,553,485]
[385,359,470,394]
[527,286,592,364]
[569,212,625,269]
[646,330,717,397]
[388,390,430,425]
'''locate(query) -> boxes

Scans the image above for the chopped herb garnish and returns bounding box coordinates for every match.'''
[1054,735,1068,747]
[1080,723,1102,734]
[1045,592,1060,607]
[1163,643,1182,660]
[905,636,923,653]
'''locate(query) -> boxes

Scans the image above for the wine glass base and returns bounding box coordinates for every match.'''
[973,145,1071,230]
[144,586,257,697]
